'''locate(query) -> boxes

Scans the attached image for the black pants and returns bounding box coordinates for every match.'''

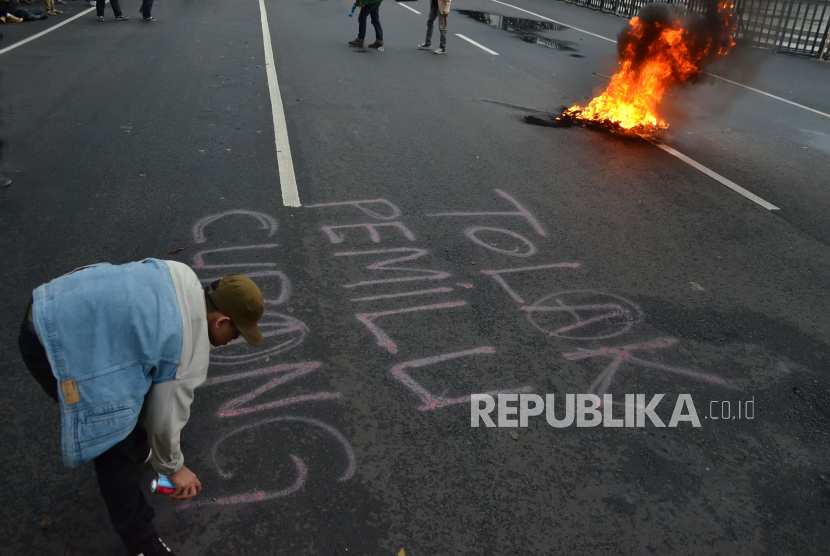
[139,0,153,19]
[12,7,48,21]
[96,0,122,18]
[18,308,157,552]
[357,3,382,42]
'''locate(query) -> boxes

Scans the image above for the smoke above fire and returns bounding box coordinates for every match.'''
[564,0,737,131]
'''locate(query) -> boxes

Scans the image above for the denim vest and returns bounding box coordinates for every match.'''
[32,259,184,468]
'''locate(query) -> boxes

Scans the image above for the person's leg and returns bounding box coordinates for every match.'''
[96,0,105,17]
[18,305,58,403]
[19,303,156,554]
[12,9,34,23]
[108,0,122,17]
[438,11,447,49]
[93,404,157,552]
[140,0,153,19]
[425,0,438,44]
[356,5,369,41]
[369,3,382,42]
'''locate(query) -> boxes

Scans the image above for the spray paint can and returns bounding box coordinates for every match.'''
[349,5,356,17]
[150,473,176,495]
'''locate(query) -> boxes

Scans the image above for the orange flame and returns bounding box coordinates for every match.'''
[565,1,736,131]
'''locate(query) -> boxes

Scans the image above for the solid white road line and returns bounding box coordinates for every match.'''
[399,3,422,15]
[490,0,829,119]
[486,94,780,209]
[0,5,100,56]
[647,139,780,210]
[706,73,830,119]
[258,0,300,207]
[456,34,500,55]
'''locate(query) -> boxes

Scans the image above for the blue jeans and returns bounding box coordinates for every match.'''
[19,306,157,553]
[358,3,382,42]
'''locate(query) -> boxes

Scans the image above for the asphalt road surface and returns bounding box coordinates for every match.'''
[1,0,829,554]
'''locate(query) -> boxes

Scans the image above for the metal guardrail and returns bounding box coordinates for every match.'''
[559,0,830,58]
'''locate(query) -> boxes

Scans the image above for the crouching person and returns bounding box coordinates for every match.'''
[18,259,264,556]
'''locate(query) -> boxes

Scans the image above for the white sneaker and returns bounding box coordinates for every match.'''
[417,42,431,50]
[434,47,446,55]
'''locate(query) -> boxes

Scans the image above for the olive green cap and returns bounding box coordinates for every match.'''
[209,274,264,347]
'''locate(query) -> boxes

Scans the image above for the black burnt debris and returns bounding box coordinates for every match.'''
[523,106,657,136]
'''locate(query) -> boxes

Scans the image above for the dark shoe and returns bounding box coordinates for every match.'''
[348,39,364,47]
[142,16,156,21]
[417,42,431,49]
[367,40,383,48]
[129,536,176,556]
[0,176,11,187]
[434,47,446,55]
[116,14,129,20]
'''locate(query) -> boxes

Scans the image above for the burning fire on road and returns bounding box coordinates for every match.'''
[535,0,737,134]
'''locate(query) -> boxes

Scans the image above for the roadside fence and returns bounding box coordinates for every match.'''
[561,0,830,58]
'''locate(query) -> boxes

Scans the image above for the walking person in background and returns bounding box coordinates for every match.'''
[418,0,451,54]
[139,0,155,22]
[96,0,127,21]
[348,0,383,49]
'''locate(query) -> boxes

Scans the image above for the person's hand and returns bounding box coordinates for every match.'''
[168,465,202,500]
[360,4,365,7]
[443,11,449,16]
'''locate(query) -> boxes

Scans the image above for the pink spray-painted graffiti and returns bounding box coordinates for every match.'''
[563,338,728,398]
[481,263,582,305]
[391,348,532,411]
[355,301,468,354]
[309,197,534,406]
[350,287,454,303]
[192,210,278,244]
[425,189,728,397]
[523,290,642,340]
[185,209,354,508]
[321,222,416,244]
[427,188,548,237]
[179,416,357,510]
[208,311,309,365]
[333,248,452,288]
[464,226,538,258]
[201,362,340,418]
